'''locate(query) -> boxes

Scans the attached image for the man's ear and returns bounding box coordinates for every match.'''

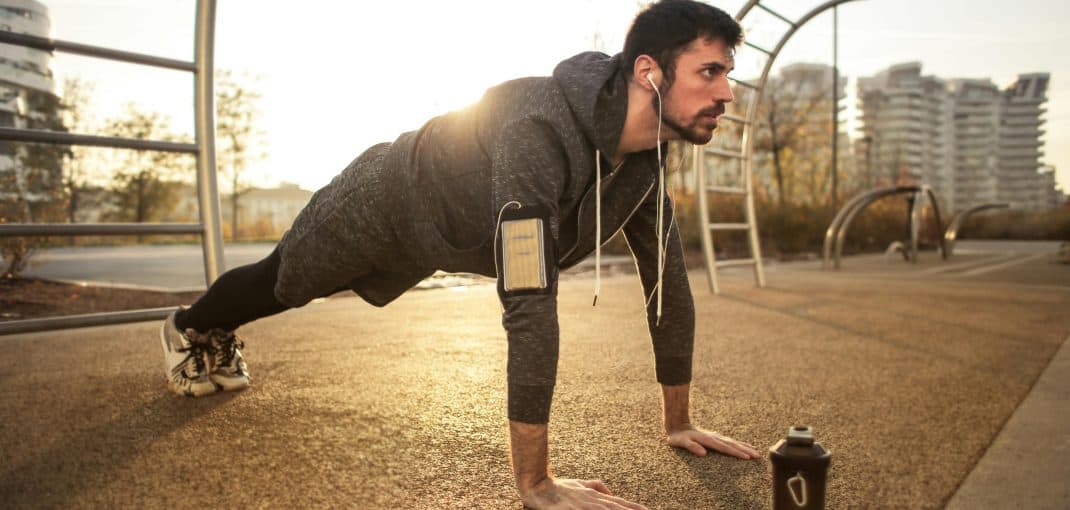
[633,54,661,91]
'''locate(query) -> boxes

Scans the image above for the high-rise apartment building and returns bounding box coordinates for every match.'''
[997,73,1051,210]
[859,63,1057,212]
[857,62,955,209]
[948,78,1001,211]
[1,0,59,205]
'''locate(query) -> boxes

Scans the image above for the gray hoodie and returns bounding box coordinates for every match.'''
[274,52,695,424]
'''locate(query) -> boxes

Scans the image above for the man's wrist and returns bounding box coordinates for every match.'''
[666,421,694,433]
[661,383,692,432]
[517,474,553,495]
[509,420,551,494]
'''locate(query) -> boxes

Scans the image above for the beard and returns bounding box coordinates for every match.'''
[663,112,718,145]
[654,85,726,145]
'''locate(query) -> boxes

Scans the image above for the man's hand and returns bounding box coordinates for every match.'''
[520,477,649,510]
[666,424,761,460]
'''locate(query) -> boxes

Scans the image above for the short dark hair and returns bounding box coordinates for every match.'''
[622,0,743,84]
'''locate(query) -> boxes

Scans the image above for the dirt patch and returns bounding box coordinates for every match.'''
[0,277,205,322]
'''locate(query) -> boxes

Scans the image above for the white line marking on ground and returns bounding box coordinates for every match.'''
[920,252,1019,275]
[956,253,1048,277]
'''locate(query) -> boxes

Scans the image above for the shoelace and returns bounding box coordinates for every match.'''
[207,329,243,367]
[175,337,212,377]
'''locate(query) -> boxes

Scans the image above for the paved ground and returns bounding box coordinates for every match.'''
[24,243,278,291]
[2,242,1068,509]
[945,328,1070,510]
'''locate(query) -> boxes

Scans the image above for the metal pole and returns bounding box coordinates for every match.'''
[0,30,196,72]
[194,0,225,285]
[831,5,839,212]
[0,308,175,336]
[694,144,718,293]
[0,126,198,153]
[864,135,872,189]
[909,189,923,264]
[0,223,203,237]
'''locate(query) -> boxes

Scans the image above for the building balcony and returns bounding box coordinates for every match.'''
[1001,102,1044,112]
[998,148,1043,158]
[999,137,1043,146]
[1002,116,1044,126]
[956,140,995,150]
[998,161,1041,170]
[0,65,54,95]
[1000,127,1044,138]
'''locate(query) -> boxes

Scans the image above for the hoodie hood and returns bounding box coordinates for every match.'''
[552,51,629,159]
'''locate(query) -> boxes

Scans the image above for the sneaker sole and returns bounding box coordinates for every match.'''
[166,377,218,397]
[210,374,251,392]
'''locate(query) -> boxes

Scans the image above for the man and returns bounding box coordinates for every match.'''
[160,1,760,508]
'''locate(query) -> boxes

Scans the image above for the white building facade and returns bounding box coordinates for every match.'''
[948,78,1001,212]
[857,62,955,209]
[997,73,1052,210]
[0,0,58,204]
[230,182,313,233]
[859,63,1058,212]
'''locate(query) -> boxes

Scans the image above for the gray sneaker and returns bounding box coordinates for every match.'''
[160,310,217,397]
[205,329,251,392]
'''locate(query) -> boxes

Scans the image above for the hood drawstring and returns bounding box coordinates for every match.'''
[651,83,668,326]
[593,96,674,326]
[593,151,602,306]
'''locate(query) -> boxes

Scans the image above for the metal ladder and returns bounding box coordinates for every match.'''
[692,98,765,295]
[693,0,862,294]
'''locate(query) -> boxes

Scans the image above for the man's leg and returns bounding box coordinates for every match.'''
[161,246,353,396]
[174,247,290,333]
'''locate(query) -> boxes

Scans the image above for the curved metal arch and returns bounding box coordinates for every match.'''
[823,185,917,268]
[833,186,919,268]
[944,203,1009,257]
[734,0,865,181]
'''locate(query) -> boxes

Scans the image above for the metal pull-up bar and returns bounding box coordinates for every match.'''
[0,0,224,336]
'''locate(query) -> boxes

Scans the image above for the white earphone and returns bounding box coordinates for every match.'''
[646,72,658,91]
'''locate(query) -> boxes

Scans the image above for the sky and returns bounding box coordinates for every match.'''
[37,0,1070,194]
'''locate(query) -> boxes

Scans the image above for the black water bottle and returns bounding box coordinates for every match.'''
[769,426,831,510]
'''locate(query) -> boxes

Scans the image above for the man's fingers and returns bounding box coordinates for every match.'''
[684,438,708,456]
[694,434,750,460]
[733,438,762,458]
[589,489,649,510]
[583,479,613,495]
[598,493,649,510]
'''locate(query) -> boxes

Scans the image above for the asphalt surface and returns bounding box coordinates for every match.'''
[2,244,1069,509]
[24,243,278,291]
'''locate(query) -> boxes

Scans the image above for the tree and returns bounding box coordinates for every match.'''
[102,105,190,231]
[59,77,99,226]
[753,66,837,208]
[215,70,266,241]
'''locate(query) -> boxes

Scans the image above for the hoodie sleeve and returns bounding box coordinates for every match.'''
[491,119,566,424]
[622,190,696,386]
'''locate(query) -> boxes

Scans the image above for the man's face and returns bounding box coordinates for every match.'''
[658,37,735,145]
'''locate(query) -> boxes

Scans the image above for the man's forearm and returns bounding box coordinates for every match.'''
[509,420,551,493]
[661,383,692,432]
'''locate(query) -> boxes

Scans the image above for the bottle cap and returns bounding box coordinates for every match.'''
[787,425,814,446]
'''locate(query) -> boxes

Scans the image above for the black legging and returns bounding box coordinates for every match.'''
[174,248,346,332]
